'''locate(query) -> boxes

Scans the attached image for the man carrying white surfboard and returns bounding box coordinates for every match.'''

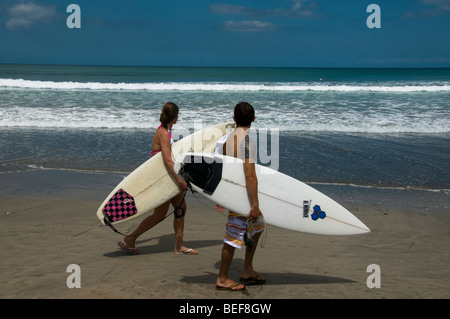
[215,102,266,291]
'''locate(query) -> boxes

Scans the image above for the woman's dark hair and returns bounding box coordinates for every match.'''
[234,102,255,127]
[159,102,179,127]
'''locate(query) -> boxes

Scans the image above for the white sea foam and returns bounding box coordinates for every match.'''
[1,78,448,133]
[308,181,450,194]
[1,78,449,92]
[1,105,448,133]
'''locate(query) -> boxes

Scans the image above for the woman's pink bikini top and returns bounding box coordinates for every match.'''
[151,125,174,157]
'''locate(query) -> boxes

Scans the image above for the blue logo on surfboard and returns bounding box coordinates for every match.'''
[312,205,326,221]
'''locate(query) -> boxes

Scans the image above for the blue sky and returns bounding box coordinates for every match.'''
[0,0,449,67]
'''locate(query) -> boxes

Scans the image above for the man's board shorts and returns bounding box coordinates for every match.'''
[224,213,265,249]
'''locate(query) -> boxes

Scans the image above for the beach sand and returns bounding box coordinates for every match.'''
[1,170,449,299]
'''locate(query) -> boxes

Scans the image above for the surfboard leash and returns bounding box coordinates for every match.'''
[103,216,132,237]
[169,190,187,219]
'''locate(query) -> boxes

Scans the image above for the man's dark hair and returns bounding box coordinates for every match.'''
[234,102,255,127]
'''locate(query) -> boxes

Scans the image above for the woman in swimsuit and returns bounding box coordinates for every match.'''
[118,102,198,255]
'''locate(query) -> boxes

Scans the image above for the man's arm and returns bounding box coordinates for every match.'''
[243,134,261,220]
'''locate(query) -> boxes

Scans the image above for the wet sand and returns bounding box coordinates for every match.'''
[1,170,449,299]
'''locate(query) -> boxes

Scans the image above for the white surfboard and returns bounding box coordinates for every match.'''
[175,153,370,236]
[96,122,236,225]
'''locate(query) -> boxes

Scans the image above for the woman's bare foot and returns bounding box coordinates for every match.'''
[123,235,136,248]
[174,246,199,255]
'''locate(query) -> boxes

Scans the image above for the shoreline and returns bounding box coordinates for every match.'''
[1,170,449,299]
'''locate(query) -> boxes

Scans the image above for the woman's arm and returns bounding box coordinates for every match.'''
[160,129,188,191]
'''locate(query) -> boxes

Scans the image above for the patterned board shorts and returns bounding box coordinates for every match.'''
[224,214,266,249]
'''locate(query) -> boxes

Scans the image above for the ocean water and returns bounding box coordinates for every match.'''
[0,64,449,194]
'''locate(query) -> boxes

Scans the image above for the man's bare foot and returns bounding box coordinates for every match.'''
[240,272,265,285]
[216,278,245,291]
